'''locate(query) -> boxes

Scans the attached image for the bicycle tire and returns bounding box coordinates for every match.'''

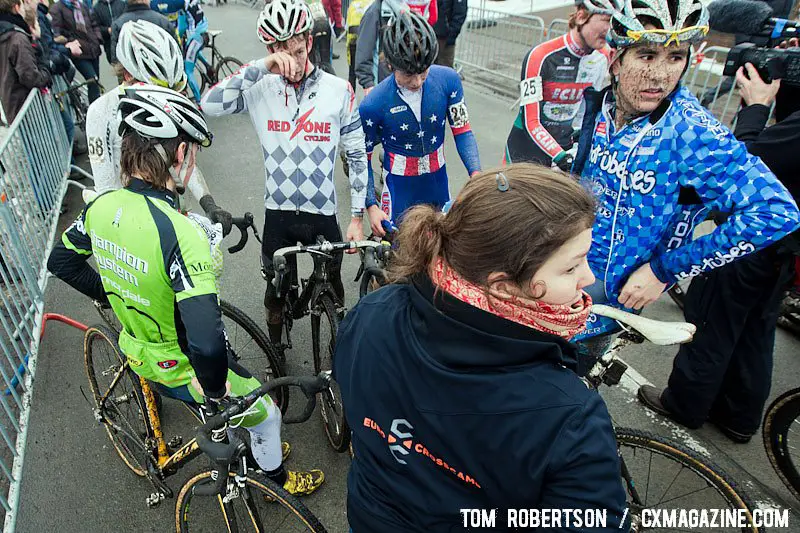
[219,300,288,414]
[616,427,763,532]
[311,293,350,452]
[84,324,152,477]
[194,54,210,96]
[94,300,122,334]
[176,469,327,532]
[763,388,800,501]
[358,268,386,299]
[214,56,243,84]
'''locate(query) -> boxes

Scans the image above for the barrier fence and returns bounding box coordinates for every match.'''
[455,14,761,127]
[0,79,74,531]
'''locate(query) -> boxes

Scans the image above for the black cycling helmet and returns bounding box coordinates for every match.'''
[382,11,438,75]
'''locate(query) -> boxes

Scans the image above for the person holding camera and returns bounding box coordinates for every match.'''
[638,47,800,443]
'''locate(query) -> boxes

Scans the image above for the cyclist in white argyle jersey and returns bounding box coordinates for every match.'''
[201,0,368,346]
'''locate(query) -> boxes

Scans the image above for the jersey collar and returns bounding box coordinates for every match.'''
[565,31,590,57]
[125,178,178,209]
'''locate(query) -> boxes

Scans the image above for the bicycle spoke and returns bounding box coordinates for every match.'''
[654,464,686,506]
[242,486,264,533]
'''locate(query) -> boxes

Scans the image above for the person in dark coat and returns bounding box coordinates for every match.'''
[0,0,50,124]
[36,0,81,76]
[91,0,125,61]
[109,0,174,64]
[432,0,465,68]
[334,164,629,532]
[50,0,103,102]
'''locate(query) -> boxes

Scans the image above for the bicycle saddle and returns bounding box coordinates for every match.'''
[209,30,222,37]
[592,304,696,346]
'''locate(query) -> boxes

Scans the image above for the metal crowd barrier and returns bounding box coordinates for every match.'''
[455,6,546,98]
[0,82,74,531]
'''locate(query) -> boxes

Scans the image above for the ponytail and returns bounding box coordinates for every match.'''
[387,205,445,283]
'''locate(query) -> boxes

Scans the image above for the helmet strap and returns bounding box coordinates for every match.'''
[155,142,188,195]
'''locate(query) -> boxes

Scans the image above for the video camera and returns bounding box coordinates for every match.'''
[709,0,800,84]
[723,43,800,85]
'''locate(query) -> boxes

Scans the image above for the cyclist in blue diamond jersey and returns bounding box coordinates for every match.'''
[151,0,208,101]
[359,11,481,236]
[570,0,800,368]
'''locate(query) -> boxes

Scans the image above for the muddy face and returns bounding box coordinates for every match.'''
[611,41,689,123]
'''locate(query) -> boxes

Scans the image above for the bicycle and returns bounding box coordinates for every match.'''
[91,214,287,411]
[229,215,384,452]
[53,76,105,131]
[355,220,397,298]
[762,387,800,502]
[190,30,243,96]
[175,373,329,532]
[589,304,763,532]
[83,306,289,495]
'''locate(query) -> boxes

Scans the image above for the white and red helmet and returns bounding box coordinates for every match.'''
[257,0,314,45]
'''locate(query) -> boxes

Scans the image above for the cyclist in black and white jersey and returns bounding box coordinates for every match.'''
[85,20,233,233]
[201,0,368,347]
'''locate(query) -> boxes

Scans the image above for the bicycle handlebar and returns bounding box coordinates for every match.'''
[193,372,331,496]
[272,240,384,297]
[227,212,261,254]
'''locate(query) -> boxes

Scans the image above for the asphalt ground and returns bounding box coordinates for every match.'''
[15,3,800,532]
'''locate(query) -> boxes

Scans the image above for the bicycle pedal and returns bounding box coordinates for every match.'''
[145,492,165,508]
[602,359,628,386]
[167,436,183,451]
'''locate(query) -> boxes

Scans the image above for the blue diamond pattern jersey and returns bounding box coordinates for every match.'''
[201,61,368,217]
[573,86,800,340]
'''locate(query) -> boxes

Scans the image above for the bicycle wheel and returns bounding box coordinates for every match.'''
[94,300,122,334]
[220,300,288,414]
[214,56,243,83]
[311,293,349,452]
[176,469,327,532]
[193,54,210,96]
[84,324,152,477]
[616,427,762,532]
[763,388,800,501]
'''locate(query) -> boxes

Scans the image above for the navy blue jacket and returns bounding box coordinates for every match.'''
[334,276,628,532]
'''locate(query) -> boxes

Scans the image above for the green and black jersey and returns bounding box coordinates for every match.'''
[48,180,227,398]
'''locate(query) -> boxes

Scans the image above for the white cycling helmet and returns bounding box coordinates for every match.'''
[256,0,314,45]
[575,0,623,16]
[610,0,709,48]
[116,20,187,91]
[117,84,212,147]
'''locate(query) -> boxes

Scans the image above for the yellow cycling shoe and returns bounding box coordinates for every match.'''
[283,469,325,496]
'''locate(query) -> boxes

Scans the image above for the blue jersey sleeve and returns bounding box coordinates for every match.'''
[359,92,383,209]
[649,109,800,283]
[444,69,481,176]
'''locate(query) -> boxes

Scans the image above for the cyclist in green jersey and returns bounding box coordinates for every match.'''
[47,84,325,496]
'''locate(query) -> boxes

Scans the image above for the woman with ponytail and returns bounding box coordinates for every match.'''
[334,163,629,532]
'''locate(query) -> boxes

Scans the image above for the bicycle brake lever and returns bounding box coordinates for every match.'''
[228,219,250,254]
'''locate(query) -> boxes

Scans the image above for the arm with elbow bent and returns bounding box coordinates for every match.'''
[649,131,800,284]
[539,394,630,531]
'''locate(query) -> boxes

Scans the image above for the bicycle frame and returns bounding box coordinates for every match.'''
[280,252,341,349]
[96,361,204,487]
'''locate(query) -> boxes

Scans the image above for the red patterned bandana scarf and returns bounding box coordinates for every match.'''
[431,258,592,339]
